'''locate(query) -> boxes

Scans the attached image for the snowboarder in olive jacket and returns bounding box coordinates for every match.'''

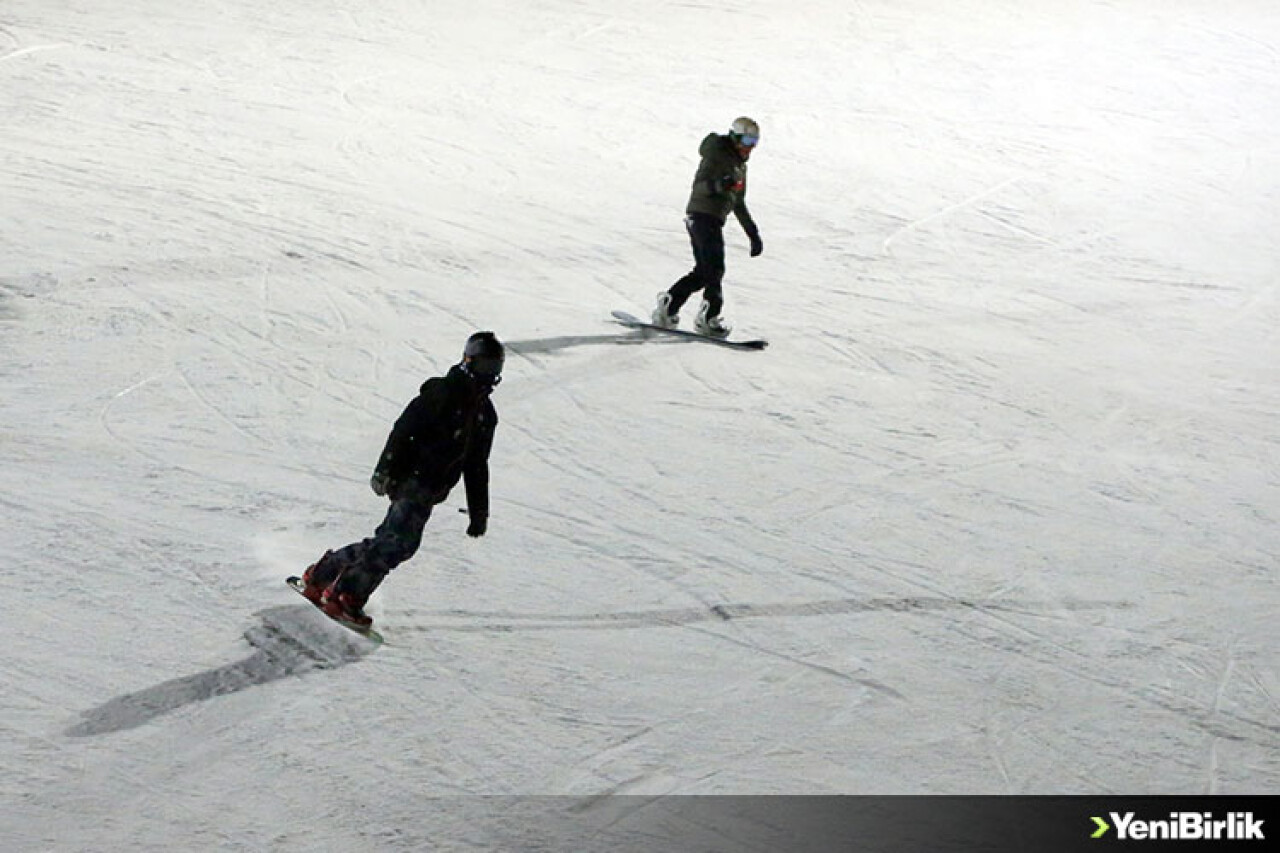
[652,116,763,337]
[298,331,503,627]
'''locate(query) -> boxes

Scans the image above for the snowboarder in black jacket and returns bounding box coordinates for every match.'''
[652,116,763,337]
[298,331,503,627]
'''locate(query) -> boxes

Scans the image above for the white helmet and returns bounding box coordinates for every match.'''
[729,116,760,147]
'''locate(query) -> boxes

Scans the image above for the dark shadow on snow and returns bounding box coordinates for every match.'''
[504,329,686,356]
[66,606,377,737]
[505,332,638,355]
[392,596,1135,702]
[394,595,1134,634]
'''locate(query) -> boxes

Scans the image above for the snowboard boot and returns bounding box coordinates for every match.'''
[299,551,340,605]
[694,300,731,337]
[651,291,679,328]
[323,591,373,627]
[322,563,387,628]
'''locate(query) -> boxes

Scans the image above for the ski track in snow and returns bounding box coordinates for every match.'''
[2,0,1278,848]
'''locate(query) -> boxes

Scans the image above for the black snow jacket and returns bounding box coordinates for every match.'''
[373,365,498,519]
[685,132,757,239]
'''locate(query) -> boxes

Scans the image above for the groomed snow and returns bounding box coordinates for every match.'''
[2,0,1277,849]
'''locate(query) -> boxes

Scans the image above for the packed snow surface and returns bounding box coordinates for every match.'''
[2,0,1277,849]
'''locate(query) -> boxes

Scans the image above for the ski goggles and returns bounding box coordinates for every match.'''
[735,132,759,147]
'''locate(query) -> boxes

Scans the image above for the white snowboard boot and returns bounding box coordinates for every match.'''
[694,300,731,337]
[651,291,679,328]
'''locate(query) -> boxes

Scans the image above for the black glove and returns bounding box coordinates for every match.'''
[370,470,392,497]
[749,231,763,257]
[466,515,488,538]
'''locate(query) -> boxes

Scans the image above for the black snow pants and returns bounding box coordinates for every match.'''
[311,490,435,603]
[668,213,726,318]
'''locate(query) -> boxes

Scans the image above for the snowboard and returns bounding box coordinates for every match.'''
[286,576,384,644]
[611,310,768,350]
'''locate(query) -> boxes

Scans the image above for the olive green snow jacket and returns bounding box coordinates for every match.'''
[684,133,757,238]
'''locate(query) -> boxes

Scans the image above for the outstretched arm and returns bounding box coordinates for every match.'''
[734,201,763,257]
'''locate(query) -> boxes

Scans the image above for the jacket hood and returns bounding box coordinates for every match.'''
[417,365,462,395]
[700,132,744,162]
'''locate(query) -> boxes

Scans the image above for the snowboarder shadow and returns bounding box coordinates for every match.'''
[66,605,375,737]
[397,595,1134,634]
[503,330,668,356]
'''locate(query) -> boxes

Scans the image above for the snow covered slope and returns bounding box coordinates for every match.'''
[2,0,1277,849]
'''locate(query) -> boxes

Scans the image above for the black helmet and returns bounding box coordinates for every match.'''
[461,331,504,387]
